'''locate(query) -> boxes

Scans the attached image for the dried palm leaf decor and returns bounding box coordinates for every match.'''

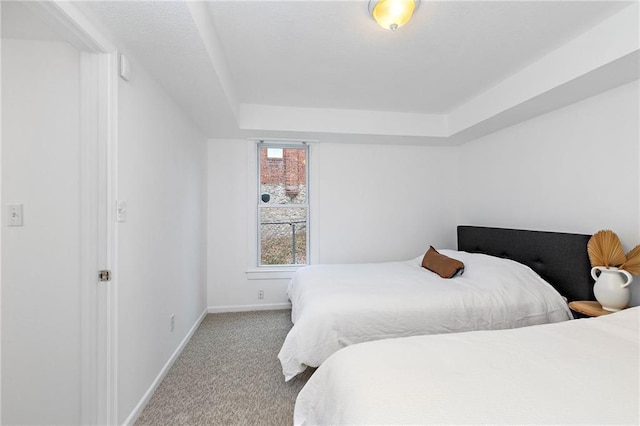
[587,230,626,268]
[587,230,640,275]
[620,245,640,275]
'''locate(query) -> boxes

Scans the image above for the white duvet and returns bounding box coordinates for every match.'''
[278,250,573,380]
[295,307,640,425]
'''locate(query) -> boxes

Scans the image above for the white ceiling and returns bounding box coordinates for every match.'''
[209,0,629,114]
[5,1,639,144]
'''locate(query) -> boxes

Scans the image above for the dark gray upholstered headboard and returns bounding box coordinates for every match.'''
[457,226,594,302]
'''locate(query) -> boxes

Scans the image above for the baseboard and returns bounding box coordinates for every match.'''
[122,308,208,426]
[207,302,291,313]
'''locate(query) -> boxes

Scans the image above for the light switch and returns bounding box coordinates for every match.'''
[116,200,127,222]
[8,204,24,226]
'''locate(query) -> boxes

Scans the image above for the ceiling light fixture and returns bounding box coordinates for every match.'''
[369,0,419,31]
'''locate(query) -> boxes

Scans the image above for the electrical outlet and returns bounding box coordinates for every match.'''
[170,314,175,332]
[258,290,264,300]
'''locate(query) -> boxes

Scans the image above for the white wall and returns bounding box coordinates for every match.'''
[207,140,458,310]
[316,143,458,263]
[458,80,640,306]
[207,140,254,310]
[116,55,208,423]
[1,39,82,425]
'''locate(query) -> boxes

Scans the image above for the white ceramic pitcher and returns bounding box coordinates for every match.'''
[591,266,633,312]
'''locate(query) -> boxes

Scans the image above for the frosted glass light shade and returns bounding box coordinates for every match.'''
[370,0,417,31]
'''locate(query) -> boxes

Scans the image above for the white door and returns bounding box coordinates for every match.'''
[1,2,117,424]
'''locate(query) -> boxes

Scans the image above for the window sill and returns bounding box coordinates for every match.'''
[245,266,303,280]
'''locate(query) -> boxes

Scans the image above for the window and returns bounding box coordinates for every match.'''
[258,142,309,266]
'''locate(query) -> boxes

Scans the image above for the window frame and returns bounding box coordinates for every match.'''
[256,141,310,268]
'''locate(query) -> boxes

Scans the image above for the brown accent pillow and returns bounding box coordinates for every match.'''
[421,246,465,278]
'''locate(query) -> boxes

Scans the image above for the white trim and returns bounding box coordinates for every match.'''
[80,47,118,426]
[207,303,292,313]
[256,204,308,210]
[308,143,320,264]
[78,49,118,426]
[0,5,4,420]
[79,50,119,426]
[121,309,208,426]
[102,51,119,426]
[248,137,319,145]
[247,141,258,268]
[79,51,100,426]
[246,268,300,280]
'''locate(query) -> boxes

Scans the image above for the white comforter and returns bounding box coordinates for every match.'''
[295,307,640,425]
[279,250,572,380]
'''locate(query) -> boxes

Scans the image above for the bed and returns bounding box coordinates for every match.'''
[294,307,639,425]
[278,226,593,380]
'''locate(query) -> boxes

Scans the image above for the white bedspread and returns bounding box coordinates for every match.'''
[295,307,640,425]
[279,250,572,380]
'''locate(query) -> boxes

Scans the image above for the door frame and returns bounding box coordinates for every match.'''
[22,2,119,424]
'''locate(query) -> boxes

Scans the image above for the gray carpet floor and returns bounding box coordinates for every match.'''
[135,310,313,426]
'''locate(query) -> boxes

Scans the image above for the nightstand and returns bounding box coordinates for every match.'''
[568,300,614,318]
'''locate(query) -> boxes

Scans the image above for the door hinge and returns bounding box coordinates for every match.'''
[99,270,112,282]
